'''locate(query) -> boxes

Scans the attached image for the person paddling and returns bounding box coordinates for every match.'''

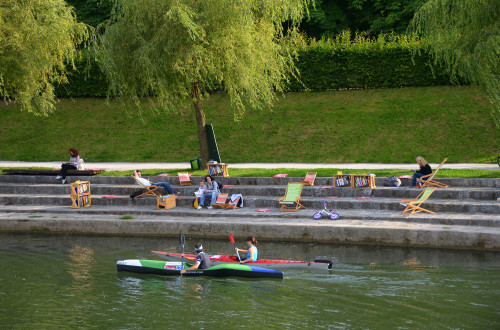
[180,243,211,274]
[235,236,258,263]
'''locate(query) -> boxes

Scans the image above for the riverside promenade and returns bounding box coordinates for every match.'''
[0,161,499,250]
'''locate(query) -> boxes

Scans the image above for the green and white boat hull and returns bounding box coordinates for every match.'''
[117,259,284,279]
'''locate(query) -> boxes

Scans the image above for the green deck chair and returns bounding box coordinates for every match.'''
[278,182,305,212]
[398,187,436,216]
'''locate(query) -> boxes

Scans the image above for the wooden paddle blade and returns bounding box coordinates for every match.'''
[230,232,235,244]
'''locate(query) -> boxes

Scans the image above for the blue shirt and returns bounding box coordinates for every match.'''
[247,246,258,262]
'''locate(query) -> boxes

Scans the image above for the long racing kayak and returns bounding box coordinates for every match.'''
[151,251,333,270]
[117,259,284,279]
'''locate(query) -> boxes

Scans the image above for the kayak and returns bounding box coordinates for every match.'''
[151,251,333,270]
[117,259,284,279]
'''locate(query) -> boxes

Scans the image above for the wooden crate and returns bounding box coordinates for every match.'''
[333,174,352,188]
[70,181,91,196]
[207,163,229,177]
[352,174,376,188]
[157,195,176,210]
[71,195,91,208]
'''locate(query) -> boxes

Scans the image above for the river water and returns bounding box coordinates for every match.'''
[1,233,499,329]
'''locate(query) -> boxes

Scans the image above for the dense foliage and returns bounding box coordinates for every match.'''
[410,0,500,126]
[301,0,427,38]
[289,31,450,91]
[0,0,89,115]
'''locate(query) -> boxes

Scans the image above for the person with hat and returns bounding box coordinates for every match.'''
[180,243,212,273]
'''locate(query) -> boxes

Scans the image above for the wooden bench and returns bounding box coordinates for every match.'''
[2,169,104,176]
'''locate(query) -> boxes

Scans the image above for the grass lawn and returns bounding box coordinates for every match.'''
[0,86,498,164]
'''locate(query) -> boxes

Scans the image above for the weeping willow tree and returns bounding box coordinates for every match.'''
[410,0,500,127]
[0,0,89,115]
[97,0,310,168]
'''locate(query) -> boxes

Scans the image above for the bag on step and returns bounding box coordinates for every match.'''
[383,176,401,187]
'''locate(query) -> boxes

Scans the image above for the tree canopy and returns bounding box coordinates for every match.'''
[0,0,89,115]
[410,0,500,126]
[97,0,310,167]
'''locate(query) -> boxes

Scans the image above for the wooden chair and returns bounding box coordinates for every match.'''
[131,175,161,198]
[178,172,192,186]
[417,158,450,188]
[398,187,436,216]
[211,193,229,208]
[225,196,241,209]
[301,172,317,186]
[278,182,305,212]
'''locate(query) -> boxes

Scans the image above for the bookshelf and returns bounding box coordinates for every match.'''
[333,174,376,188]
[208,163,229,177]
[70,180,91,208]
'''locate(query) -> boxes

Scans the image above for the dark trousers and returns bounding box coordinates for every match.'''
[60,163,77,179]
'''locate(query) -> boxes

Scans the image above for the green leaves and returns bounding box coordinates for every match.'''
[0,0,90,115]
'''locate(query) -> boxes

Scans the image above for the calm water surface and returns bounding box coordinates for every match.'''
[1,233,499,329]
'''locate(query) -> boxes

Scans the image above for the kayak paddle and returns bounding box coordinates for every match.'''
[230,232,242,262]
[180,234,185,273]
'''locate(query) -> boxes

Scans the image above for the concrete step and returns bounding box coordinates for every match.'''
[1,175,499,188]
[1,204,499,228]
[1,193,499,214]
[1,183,498,201]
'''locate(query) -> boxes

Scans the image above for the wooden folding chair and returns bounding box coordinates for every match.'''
[278,182,305,212]
[178,172,192,186]
[131,175,161,198]
[417,158,450,188]
[225,196,241,209]
[211,193,229,209]
[301,172,317,186]
[398,187,436,216]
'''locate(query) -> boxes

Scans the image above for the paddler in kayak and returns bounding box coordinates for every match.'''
[235,236,258,263]
[180,243,212,274]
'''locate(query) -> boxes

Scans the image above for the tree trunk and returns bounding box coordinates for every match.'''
[192,82,209,170]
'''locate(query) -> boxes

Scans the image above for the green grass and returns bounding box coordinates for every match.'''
[119,215,134,220]
[0,86,498,163]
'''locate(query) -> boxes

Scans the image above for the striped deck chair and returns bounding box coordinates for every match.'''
[301,172,317,186]
[178,172,192,186]
[131,175,161,198]
[417,158,450,188]
[211,193,229,209]
[398,188,436,216]
[278,182,305,212]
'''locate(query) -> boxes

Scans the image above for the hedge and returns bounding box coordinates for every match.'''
[55,32,451,97]
[288,32,451,91]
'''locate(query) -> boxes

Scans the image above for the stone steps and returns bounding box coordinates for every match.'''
[1,192,499,214]
[1,175,499,188]
[0,183,498,200]
[1,204,499,228]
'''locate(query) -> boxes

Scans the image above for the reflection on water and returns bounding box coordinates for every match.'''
[0,233,499,329]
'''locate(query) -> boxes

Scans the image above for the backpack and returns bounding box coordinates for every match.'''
[383,176,401,187]
[215,180,223,190]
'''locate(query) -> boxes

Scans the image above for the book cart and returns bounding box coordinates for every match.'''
[208,163,229,177]
[70,180,91,208]
[333,174,376,189]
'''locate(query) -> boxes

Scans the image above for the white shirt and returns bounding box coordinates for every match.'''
[135,175,151,187]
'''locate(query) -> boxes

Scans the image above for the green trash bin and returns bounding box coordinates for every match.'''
[190,158,201,170]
